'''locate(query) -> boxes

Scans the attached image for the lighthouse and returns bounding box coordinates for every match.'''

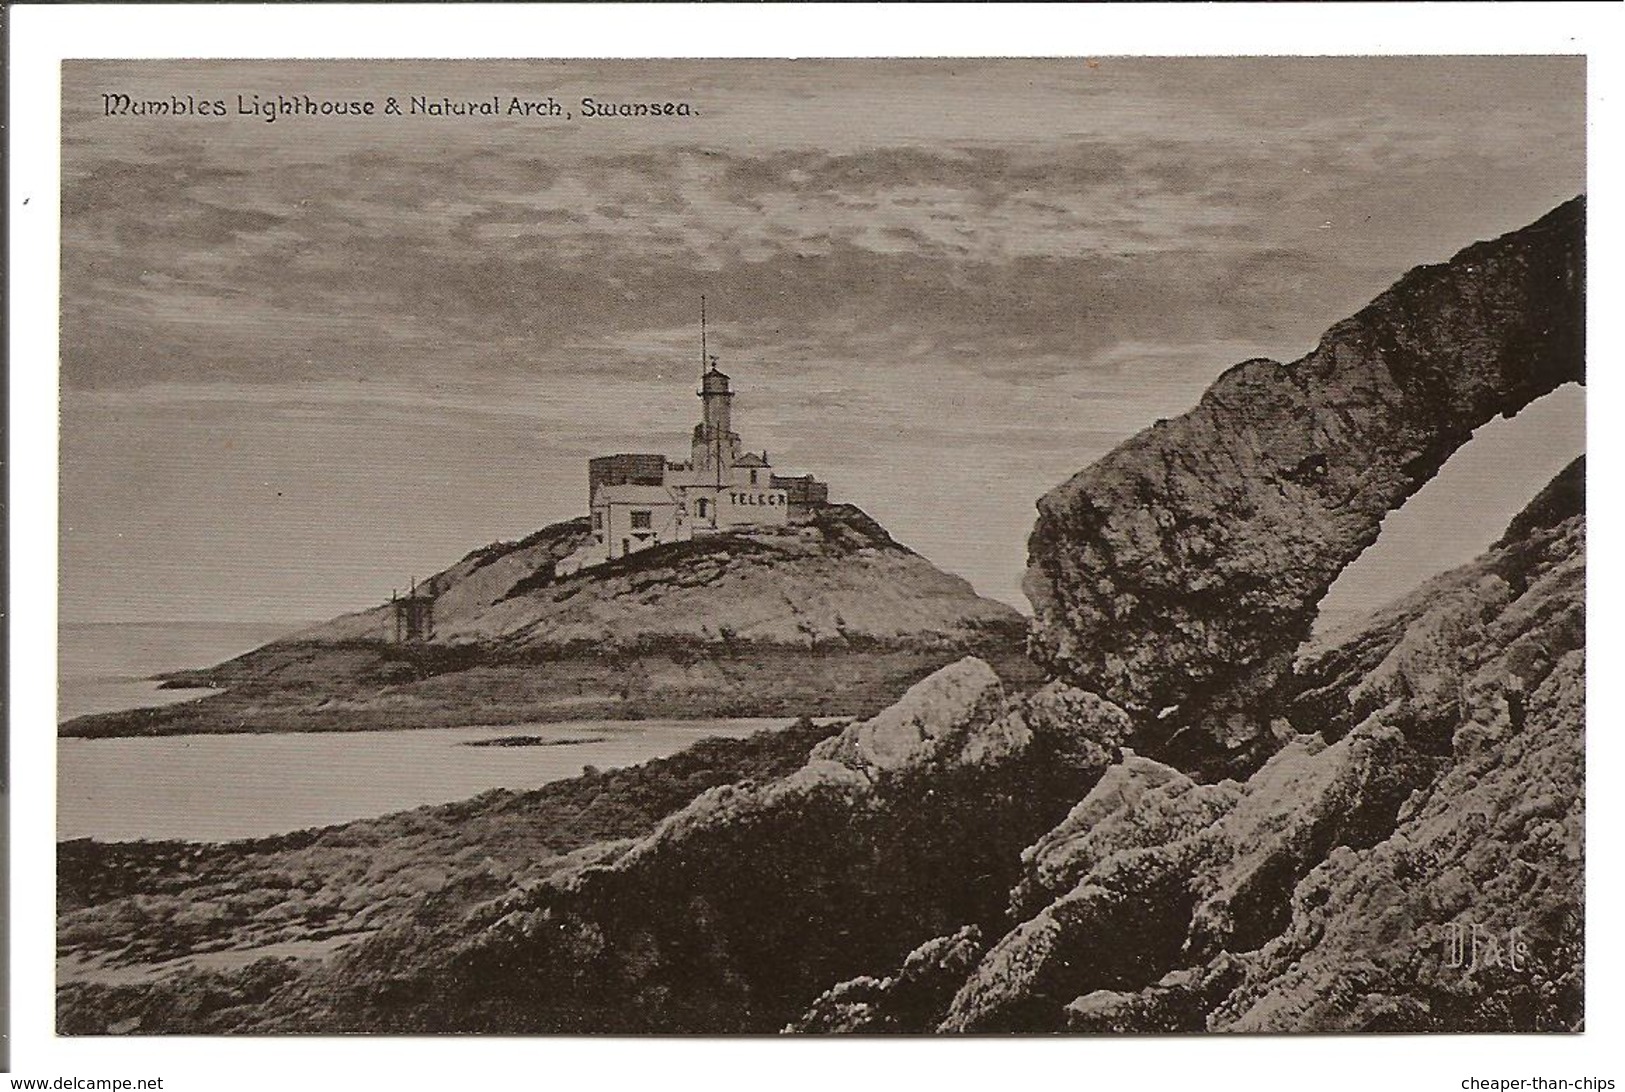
[554,298,829,576]
[692,360,742,476]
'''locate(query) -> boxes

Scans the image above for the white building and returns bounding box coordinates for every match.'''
[556,345,827,577]
[592,483,684,562]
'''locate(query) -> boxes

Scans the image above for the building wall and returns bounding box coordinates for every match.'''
[588,453,668,505]
[771,474,829,513]
[673,483,788,531]
[391,597,434,642]
[583,462,806,549]
[662,460,789,532]
[600,496,683,560]
[682,487,720,527]
[715,485,789,528]
[699,371,734,451]
[736,463,772,489]
[666,461,762,491]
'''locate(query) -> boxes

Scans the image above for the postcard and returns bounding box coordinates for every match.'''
[9,9,1616,1083]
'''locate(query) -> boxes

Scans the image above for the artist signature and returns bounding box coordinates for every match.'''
[1441,922,1530,973]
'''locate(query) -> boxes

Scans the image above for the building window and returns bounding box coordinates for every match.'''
[631,510,652,530]
[592,511,603,530]
[697,499,709,518]
[750,469,759,485]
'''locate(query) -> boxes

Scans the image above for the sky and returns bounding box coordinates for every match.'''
[58,57,1585,624]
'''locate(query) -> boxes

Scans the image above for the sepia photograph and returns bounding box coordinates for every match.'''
[48,53,1588,1039]
[7,6,1616,1082]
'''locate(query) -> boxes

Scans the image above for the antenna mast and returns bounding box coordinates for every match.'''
[701,295,723,491]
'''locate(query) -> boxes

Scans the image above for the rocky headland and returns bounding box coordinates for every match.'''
[60,503,1035,738]
[58,198,1584,1034]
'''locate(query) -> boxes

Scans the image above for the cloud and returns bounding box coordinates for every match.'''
[56,58,1586,618]
[62,59,1584,405]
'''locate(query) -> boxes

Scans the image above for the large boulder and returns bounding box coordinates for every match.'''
[938,720,1430,1031]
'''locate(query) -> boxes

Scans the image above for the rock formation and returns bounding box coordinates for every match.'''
[189,445,1578,1036]
[61,503,1033,737]
[299,504,1019,651]
[794,454,1582,1034]
[1025,197,1583,775]
[780,200,1584,1033]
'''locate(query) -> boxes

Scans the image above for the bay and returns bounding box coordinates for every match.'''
[58,620,792,843]
[58,717,788,843]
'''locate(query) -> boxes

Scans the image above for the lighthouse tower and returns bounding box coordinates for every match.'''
[692,359,742,475]
[689,296,741,477]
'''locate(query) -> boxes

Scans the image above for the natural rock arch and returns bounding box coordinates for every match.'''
[1024,197,1583,769]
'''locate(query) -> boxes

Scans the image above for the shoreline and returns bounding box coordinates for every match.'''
[58,640,1041,740]
[56,717,842,999]
[59,715,806,844]
[58,712,795,744]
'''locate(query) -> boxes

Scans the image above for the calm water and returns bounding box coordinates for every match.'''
[58,717,787,843]
[58,620,308,721]
[58,620,791,843]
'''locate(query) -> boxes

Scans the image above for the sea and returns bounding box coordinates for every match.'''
[58,620,301,721]
[57,621,789,843]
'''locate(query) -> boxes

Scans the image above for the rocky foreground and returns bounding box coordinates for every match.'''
[58,198,1584,1033]
[61,504,1034,737]
[827,459,1582,1033]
